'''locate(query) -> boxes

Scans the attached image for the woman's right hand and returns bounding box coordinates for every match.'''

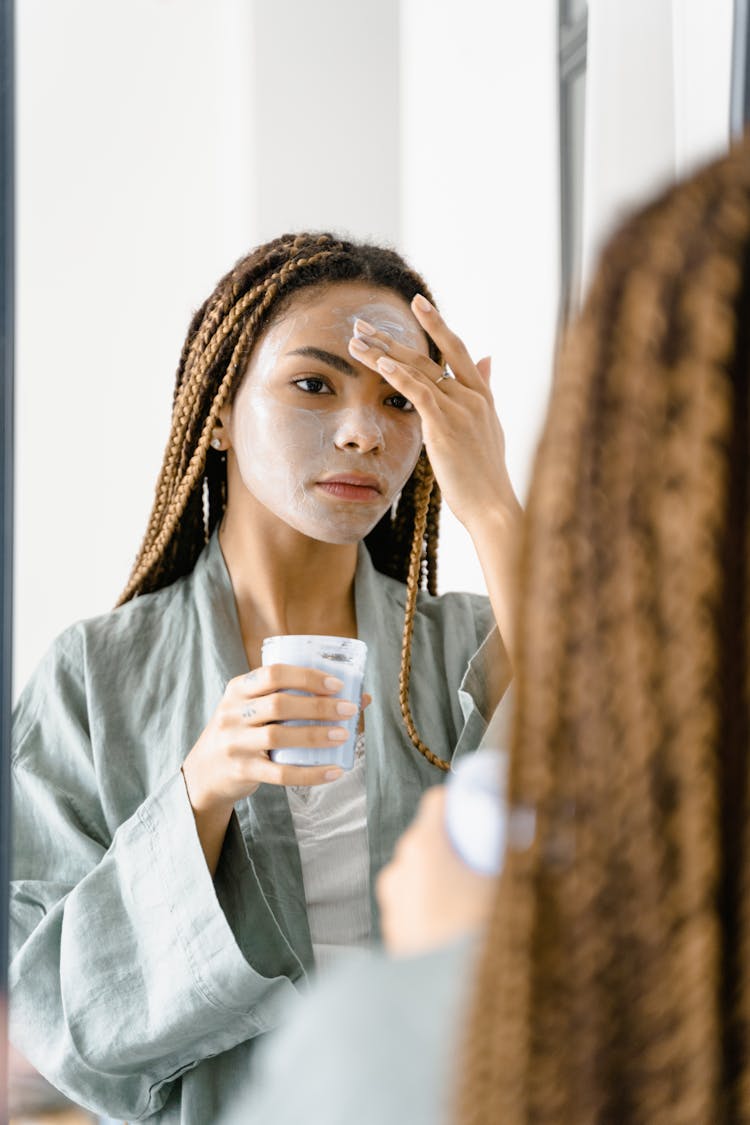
[182,663,357,812]
[180,664,358,872]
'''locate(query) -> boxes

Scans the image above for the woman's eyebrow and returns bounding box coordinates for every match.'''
[287,346,357,376]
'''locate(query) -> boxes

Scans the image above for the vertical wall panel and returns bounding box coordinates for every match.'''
[14,1,258,692]
[400,0,560,593]
[252,0,401,245]
[581,0,733,294]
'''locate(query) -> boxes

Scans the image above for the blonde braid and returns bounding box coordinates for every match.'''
[118,244,342,603]
[396,453,449,770]
[117,231,453,772]
[457,138,750,1125]
[424,480,441,597]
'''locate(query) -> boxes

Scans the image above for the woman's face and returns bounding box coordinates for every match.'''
[220,281,428,544]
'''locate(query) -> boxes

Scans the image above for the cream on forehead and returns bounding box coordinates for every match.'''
[244,295,425,386]
[339,300,424,350]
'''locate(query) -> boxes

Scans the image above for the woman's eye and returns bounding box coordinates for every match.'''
[293,377,333,395]
[386,393,415,412]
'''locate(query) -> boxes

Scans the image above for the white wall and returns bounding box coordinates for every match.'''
[252,0,401,244]
[14,0,560,695]
[15,0,259,693]
[400,0,559,595]
[673,0,734,176]
[581,0,734,293]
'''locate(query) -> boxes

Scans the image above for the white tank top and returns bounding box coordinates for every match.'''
[286,731,371,973]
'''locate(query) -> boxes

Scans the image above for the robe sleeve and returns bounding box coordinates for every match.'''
[9,630,301,1121]
[452,600,512,760]
[218,940,476,1125]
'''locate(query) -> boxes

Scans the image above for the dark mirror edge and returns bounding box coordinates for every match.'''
[732,0,750,136]
[1,0,13,1121]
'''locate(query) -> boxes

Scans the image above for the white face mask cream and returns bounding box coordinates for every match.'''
[222,282,427,544]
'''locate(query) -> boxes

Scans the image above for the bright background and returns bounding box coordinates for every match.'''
[13,0,735,694]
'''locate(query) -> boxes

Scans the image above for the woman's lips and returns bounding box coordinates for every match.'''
[316,477,382,502]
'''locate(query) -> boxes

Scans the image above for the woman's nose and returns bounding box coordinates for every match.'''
[333,408,384,453]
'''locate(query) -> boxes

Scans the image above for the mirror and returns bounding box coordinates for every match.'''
[13,1,561,690]
[5,1,745,1122]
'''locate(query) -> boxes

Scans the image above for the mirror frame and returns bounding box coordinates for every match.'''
[1,0,14,1114]
[1,3,747,1119]
[732,0,750,133]
[558,0,588,315]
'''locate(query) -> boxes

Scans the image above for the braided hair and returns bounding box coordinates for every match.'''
[457,138,750,1121]
[118,232,448,769]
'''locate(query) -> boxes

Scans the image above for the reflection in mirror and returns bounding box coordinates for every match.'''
[8,6,560,1120]
[9,1,743,1122]
[13,2,560,693]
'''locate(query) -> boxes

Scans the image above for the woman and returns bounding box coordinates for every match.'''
[212,141,750,1125]
[459,138,750,1122]
[216,726,509,1125]
[9,233,518,1122]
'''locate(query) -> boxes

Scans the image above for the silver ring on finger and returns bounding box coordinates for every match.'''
[435,367,454,388]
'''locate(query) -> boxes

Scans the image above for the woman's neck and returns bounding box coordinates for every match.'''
[218,502,360,664]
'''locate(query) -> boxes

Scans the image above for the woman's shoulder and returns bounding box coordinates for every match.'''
[229,940,476,1125]
[418,585,492,624]
[370,566,492,635]
[12,576,195,752]
[419,586,494,657]
[80,571,194,648]
[304,937,473,1020]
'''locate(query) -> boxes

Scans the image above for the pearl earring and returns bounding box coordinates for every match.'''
[210,437,222,450]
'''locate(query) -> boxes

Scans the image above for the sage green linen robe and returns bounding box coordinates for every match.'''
[10,532,506,1123]
[220,937,478,1125]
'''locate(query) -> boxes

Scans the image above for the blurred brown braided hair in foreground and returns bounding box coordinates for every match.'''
[458,136,750,1123]
[117,232,448,768]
